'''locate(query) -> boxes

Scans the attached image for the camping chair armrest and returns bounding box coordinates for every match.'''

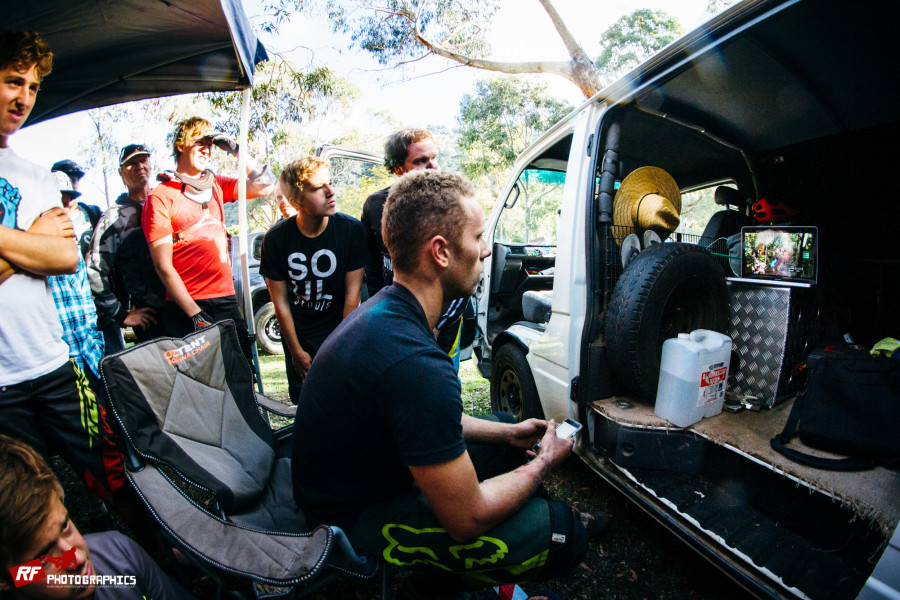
[324,526,380,581]
[330,527,364,566]
[127,464,331,585]
[255,392,297,419]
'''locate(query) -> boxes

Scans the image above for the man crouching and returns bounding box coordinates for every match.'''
[292,170,593,596]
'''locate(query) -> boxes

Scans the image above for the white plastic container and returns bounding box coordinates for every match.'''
[654,329,732,428]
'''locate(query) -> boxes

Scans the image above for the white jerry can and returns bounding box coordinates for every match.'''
[654,329,732,428]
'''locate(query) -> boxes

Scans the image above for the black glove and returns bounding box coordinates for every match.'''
[191,311,214,330]
[212,134,239,156]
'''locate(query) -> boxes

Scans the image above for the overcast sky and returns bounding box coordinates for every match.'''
[12,0,714,207]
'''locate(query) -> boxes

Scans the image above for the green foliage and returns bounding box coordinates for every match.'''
[206,56,359,166]
[494,169,565,246]
[460,359,490,416]
[258,341,490,418]
[706,0,739,14]
[676,185,720,236]
[594,9,683,85]
[329,160,393,219]
[348,0,497,65]
[456,77,572,181]
[261,0,499,64]
[261,0,500,66]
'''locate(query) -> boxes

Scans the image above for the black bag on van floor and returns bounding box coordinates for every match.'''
[770,345,900,471]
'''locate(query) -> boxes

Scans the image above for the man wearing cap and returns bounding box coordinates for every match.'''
[51,158,85,189]
[86,144,166,354]
[142,116,273,358]
[51,159,101,256]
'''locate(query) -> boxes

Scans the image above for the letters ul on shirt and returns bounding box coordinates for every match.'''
[259,213,369,343]
[288,249,338,311]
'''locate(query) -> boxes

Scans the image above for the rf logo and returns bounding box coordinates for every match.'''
[10,559,45,588]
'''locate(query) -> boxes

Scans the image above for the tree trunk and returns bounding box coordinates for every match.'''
[412,0,603,98]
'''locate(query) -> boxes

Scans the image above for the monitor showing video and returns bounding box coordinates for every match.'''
[741,226,818,284]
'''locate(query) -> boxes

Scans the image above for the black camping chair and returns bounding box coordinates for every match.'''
[100,321,380,599]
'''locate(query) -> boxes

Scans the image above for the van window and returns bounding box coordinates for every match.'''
[252,235,264,261]
[494,168,566,246]
[327,156,391,218]
[675,181,735,236]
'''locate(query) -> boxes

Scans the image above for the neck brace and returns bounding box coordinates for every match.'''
[158,169,216,205]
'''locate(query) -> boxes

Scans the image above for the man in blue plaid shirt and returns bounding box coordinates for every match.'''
[48,256,105,382]
[48,172,105,383]
[47,173,114,530]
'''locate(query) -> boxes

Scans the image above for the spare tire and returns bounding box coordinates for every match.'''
[605,242,730,401]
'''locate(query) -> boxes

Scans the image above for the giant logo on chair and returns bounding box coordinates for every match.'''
[164,335,211,365]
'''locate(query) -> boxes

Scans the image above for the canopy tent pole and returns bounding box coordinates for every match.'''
[236,87,264,394]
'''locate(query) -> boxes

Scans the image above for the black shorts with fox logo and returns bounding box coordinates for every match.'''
[0,359,126,500]
[346,413,588,585]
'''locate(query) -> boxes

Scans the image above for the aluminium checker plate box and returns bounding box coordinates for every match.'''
[727,281,818,407]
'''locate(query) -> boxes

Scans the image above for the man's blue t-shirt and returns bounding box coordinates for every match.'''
[292,283,466,527]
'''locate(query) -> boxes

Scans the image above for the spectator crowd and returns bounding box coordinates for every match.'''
[0,28,603,600]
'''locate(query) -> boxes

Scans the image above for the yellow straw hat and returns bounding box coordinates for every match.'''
[613,167,681,238]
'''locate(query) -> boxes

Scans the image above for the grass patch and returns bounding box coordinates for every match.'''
[255,351,491,416]
[257,352,290,402]
[460,358,491,416]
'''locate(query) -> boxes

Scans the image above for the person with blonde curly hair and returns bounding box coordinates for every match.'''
[142,116,274,361]
[259,156,368,403]
[0,434,188,599]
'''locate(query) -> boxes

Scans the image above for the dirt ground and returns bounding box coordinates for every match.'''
[55,452,756,600]
[52,357,756,599]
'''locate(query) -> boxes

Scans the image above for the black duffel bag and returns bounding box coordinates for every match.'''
[770,345,900,471]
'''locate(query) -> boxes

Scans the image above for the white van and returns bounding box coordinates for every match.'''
[472,0,900,597]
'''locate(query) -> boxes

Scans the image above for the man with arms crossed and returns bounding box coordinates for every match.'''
[142,117,273,358]
[294,170,590,596]
[0,28,127,520]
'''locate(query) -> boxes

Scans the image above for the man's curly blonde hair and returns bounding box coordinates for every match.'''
[0,30,53,80]
[279,156,329,205]
[171,116,213,162]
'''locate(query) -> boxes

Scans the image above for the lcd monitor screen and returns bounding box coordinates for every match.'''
[741,226,818,284]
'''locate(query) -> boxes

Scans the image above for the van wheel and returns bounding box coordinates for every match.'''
[605,242,729,401]
[490,344,545,422]
[254,303,283,355]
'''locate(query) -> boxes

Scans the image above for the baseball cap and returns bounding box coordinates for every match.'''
[50,159,86,181]
[118,144,151,166]
[52,170,81,199]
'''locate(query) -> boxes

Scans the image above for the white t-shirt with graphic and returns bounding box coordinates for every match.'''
[0,147,70,386]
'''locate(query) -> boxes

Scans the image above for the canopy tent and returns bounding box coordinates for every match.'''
[9,0,268,125]
[8,0,270,389]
